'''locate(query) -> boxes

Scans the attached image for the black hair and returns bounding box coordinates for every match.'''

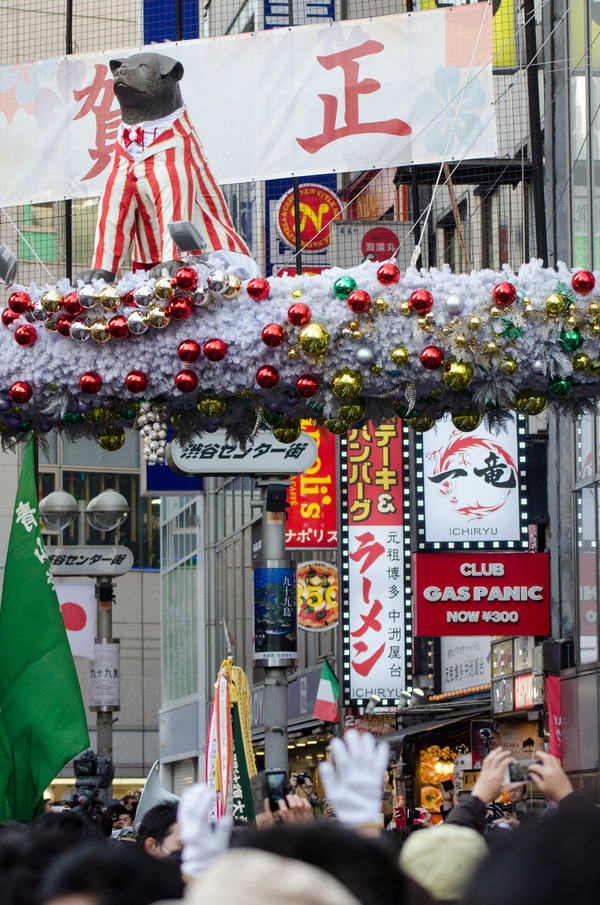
[136,802,179,848]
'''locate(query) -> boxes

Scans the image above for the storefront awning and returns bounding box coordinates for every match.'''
[384,709,488,745]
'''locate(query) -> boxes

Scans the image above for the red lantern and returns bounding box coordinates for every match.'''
[262,323,285,347]
[125,370,149,393]
[14,324,37,346]
[377,262,401,285]
[175,369,199,393]
[175,265,198,292]
[296,374,319,397]
[8,291,32,315]
[79,370,103,394]
[168,297,192,320]
[256,365,279,388]
[492,282,517,306]
[288,302,311,326]
[572,270,596,295]
[107,315,129,338]
[178,339,201,363]
[9,381,32,404]
[203,338,227,362]
[420,345,444,370]
[410,289,434,314]
[63,291,83,316]
[347,290,371,314]
[2,308,20,327]
[247,277,270,301]
[56,315,74,337]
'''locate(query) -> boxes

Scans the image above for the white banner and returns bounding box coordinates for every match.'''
[56,581,95,660]
[90,642,120,708]
[440,636,491,695]
[0,7,496,206]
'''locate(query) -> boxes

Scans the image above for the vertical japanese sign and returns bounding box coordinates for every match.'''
[90,642,120,709]
[286,423,338,549]
[339,423,411,705]
[253,563,298,667]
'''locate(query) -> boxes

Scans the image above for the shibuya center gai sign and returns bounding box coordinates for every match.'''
[167,431,318,475]
[413,552,550,636]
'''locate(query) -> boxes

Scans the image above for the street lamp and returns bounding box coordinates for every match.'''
[40,489,131,799]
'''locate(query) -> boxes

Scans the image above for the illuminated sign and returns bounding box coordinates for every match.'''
[286,423,337,549]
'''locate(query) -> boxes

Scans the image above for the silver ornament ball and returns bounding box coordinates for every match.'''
[531,360,545,374]
[355,347,375,366]
[445,293,464,315]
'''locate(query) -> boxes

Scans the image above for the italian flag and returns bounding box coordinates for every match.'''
[313,661,339,722]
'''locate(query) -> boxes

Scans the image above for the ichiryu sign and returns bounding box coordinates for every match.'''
[413,552,550,636]
[167,431,318,476]
[47,546,134,576]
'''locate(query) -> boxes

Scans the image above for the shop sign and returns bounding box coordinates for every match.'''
[297,561,338,632]
[514,672,534,709]
[413,552,550,636]
[253,562,298,668]
[415,413,528,550]
[286,423,337,549]
[167,430,318,475]
[546,675,562,758]
[276,183,342,252]
[90,642,120,709]
[440,636,491,694]
[343,710,396,734]
[339,423,411,705]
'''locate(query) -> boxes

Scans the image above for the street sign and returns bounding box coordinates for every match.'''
[47,545,134,576]
[166,430,319,476]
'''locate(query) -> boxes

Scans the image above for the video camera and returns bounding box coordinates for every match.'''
[69,749,114,826]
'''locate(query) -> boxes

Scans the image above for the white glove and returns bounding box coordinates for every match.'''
[318,729,389,829]
[177,783,233,878]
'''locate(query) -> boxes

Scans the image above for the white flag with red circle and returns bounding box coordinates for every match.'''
[55,582,95,660]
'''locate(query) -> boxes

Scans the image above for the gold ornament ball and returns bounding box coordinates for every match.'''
[417,316,431,330]
[451,408,482,432]
[489,306,502,317]
[374,298,387,311]
[520,296,531,306]
[390,346,409,366]
[154,277,176,301]
[41,289,63,313]
[339,399,366,423]
[99,285,121,310]
[567,315,578,328]
[498,357,518,376]
[90,318,110,342]
[298,322,330,355]
[324,418,351,435]
[523,304,535,317]
[408,414,435,433]
[44,319,57,332]
[272,417,301,444]
[147,305,171,329]
[573,352,591,371]
[83,407,110,423]
[288,348,299,360]
[291,289,303,299]
[567,302,577,313]
[455,334,467,347]
[97,425,126,451]
[468,315,482,331]
[222,274,243,299]
[332,368,363,398]
[442,359,474,390]
[591,321,600,337]
[349,321,359,331]
[484,340,499,354]
[399,301,411,316]
[351,329,362,339]
[589,301,600,317]
[516,389,548,416]
[197,397,227,417]
[341,327,354,339]
[545,293,566,316]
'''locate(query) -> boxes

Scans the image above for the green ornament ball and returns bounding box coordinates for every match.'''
[333,276,357,299]
[559,329,584,352]
[62,412,83,424]
[548,375,573,397]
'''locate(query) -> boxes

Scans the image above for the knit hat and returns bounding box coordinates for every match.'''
[399,825,489,902]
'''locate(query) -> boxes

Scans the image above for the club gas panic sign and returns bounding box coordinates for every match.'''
[413,552,550,636]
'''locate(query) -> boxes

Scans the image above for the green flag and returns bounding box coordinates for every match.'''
[0,439,89,821]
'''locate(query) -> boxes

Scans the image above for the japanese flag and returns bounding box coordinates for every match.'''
[55,582,95,660]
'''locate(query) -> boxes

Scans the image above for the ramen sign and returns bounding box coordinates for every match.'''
[276,183,343,252]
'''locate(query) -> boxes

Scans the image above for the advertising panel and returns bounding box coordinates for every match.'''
[297,561,338,632]
[253,562,298,667]
[90,642,120,709]
[439,636,491,695]
[413,551,550,636]
[286,423,337,549]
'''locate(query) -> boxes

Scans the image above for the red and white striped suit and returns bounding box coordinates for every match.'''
[92,108,250,274]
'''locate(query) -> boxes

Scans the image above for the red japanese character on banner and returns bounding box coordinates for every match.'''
[297,36,411,154]
[73,64,120,181]
[350,536,386,677]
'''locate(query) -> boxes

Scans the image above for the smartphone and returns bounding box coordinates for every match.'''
[503,759,541,785]
[441,780,455,792]
[251,769,290,813]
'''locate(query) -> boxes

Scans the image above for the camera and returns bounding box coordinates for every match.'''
[251,769,291,814]
[503,759,541,785]
[295,771,311,786]
[479,728,493,740]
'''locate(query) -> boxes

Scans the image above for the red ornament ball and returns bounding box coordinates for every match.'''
[492,281,517,306]
[347,289,371,314]
[14,323,37,346]
[377,262,401,285]
[256,365,279,389]
[107,315,129,338]
[9,381,32,404]
[168,297,192,320]
[288,302,311,326]
[572,270,595,295]
[63,291,83,316]
[125,370,149,393]
[178,339,201,363]
[8,291,32,315]
[123,290,136,307]
[175,369,199,393]
[420,345,444,369]
[410,289,434,315]
[56,315,74,337]
[203,338,227,362]
[175,265,198,292]
[247,277,270,301]
[262,323,285,347]
[2,308,20,327]
[79,370,103,394]
[296,374,319,398]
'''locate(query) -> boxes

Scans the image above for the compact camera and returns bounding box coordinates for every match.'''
[295,771,311,786]
[503,759,541,785]
[251,769,291,813]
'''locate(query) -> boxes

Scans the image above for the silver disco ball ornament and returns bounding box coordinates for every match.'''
[191,284,213,307]
[70,319,91,341]
[133,284,154,309]
[78,285,99,309]
[206,269,228,294]
[127,310,149,335]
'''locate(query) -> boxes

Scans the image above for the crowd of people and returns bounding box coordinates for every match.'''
[1,731,599,905]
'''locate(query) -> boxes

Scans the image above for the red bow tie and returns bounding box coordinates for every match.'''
[122,126,144,149]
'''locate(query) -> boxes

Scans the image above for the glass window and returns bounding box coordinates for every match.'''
[62,433,140,469]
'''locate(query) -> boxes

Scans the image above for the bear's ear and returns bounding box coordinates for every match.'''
[159,58,184,81]
[109,59,123,75]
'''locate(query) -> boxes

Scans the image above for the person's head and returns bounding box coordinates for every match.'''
[399,825,489,903]
[508,785,527,804]
[122,795,137,812]
[136,802,181,859]
[108,805,132,829]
